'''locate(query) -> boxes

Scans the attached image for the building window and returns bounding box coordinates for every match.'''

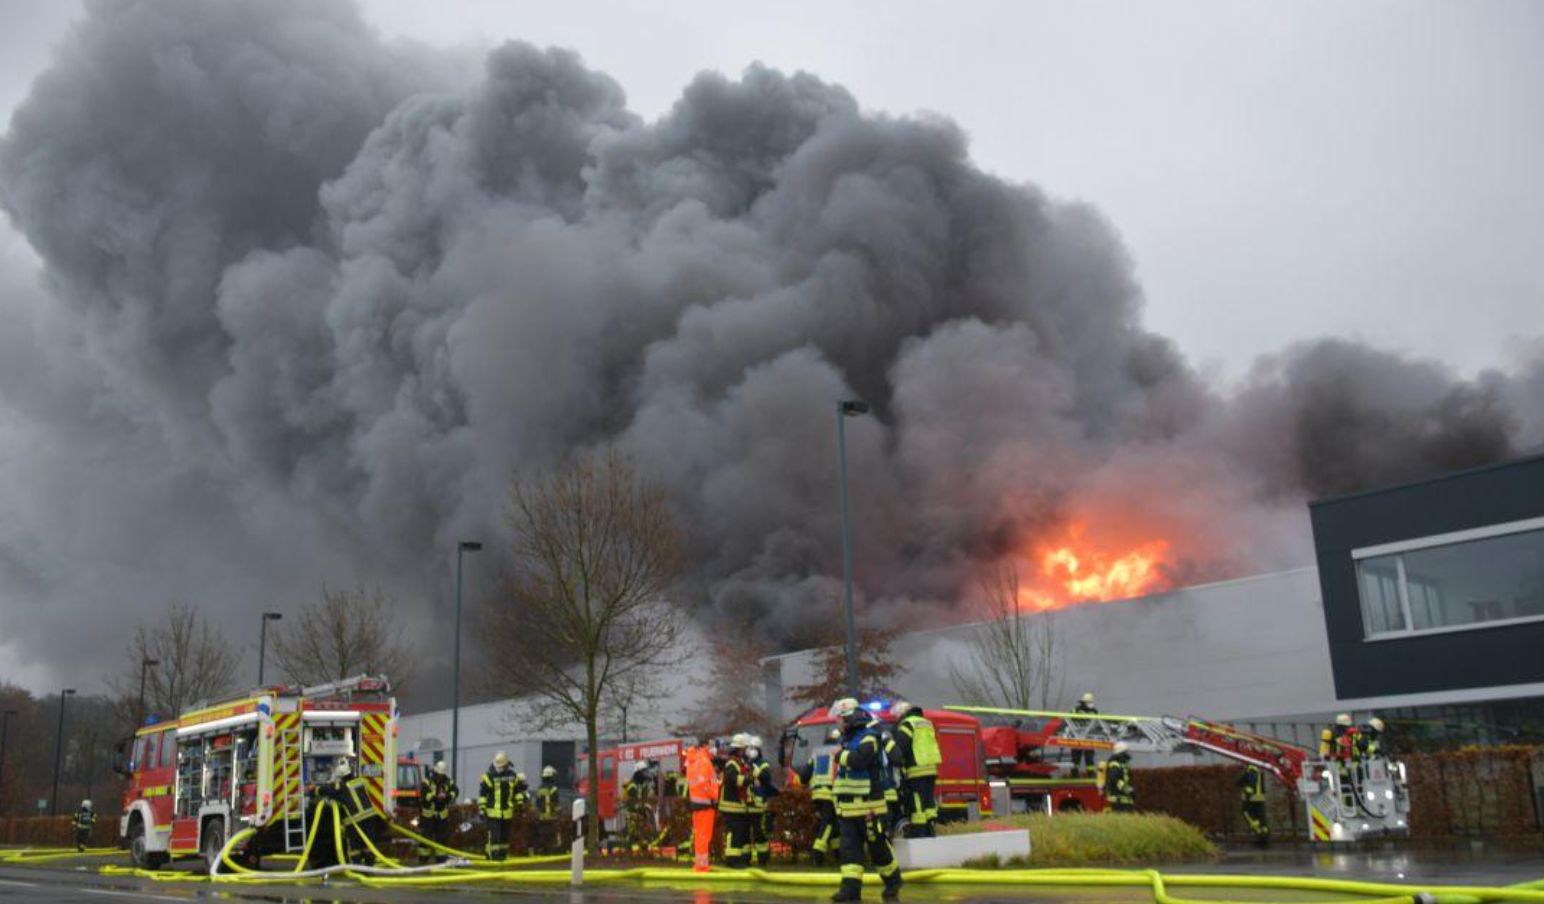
[1356,526,1544,639]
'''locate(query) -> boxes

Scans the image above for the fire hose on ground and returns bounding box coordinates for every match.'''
[63,809,1544,903]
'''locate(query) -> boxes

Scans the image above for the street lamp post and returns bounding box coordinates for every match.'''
[836,399,870,698]
[137,658,160,728]
[452,540,483,784]
[257,612,283,686]
[0,709,17,815]
[50,688,75,816]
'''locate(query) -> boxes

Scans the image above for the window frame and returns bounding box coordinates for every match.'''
[1353,515,1544,642]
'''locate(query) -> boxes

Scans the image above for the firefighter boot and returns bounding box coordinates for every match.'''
[882,871,903,901]
[831,878,864,903]
[811,850,825,867]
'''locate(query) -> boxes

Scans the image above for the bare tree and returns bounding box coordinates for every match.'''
[111,601,237,728]
[481,447,687,849]
[675,631,778,742]
[270,585,414,692]
[949,563,1063,710]
[787,623,904,713]
[601,668,669,744]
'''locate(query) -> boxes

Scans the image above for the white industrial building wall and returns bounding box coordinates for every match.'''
[764,566,1339,726]
[397,669,715,785]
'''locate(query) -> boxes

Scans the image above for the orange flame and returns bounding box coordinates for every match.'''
[1018,522,1172,611]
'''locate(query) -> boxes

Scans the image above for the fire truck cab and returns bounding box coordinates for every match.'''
[780,703,992,821]
[118,675,397,869]
[578,738,686,830]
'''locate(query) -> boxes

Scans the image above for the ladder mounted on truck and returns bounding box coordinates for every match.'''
[947,704,1409,844]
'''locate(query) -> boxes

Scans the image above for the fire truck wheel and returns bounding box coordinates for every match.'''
[200,820,226,873]
[128,819,167,870]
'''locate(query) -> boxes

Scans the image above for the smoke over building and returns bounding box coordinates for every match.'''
[0,0,1539,692]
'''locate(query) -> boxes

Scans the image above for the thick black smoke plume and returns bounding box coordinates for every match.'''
[1,0,1539,694]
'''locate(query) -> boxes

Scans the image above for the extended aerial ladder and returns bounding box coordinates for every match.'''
[948,705,1409,843]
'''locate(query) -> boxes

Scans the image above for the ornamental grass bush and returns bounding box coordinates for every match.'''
[942,812,1218,866]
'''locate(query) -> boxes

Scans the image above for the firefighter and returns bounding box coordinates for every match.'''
[418,761,459,863]
[686,740,720,873]
[1359,717,1385,759]
[72,800,95,852]
[1320,713,1355,760]
[512,771,533,855]
[747,736,777,866]
[1238,764,1269,846]
[890,701,940,839]
[479,751,519,861]
[880,729,902,834]
[624,761,657,852]
[663,766,688,799]
[830,697,902,903]
[328,760,383,864]
[1071,693,1099,777]
[1102,742,1135,812]
[534,765,562,854]
[719,733,753,868]
[800,727,841,865]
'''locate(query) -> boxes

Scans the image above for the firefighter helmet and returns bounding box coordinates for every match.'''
[1081,692,1095,704]
[1111,742,1129,756]
[1335,713,1353,727]
[81,799,93,810]
[729,732,750,750]
[542,765,557,779]
[493,751,510,768]
[828,697,859,720]
[334,760,352,779]
[1368,717,1385,732]
[891,700,916,719]
[434,761,448,776]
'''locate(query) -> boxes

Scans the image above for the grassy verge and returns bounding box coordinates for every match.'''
[939,812,1219,867]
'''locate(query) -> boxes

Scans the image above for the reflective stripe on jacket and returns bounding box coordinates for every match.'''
[481,767,520,819]
[422,775,458,818]
[717,757,749,813]
[834,724,887,817]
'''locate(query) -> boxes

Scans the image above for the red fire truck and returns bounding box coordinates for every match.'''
[780,702,995,820]
[116,675,398,869]
[578,738,687,830]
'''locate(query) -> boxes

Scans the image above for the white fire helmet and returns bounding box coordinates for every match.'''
[891,700,916,719]
[542,765,557,779]
[493,751,510,768]
[1111,742,1129,756]
[433,761,448,776]
[729,732,750,750]
[81,799,93,810]
[828,698,860,720]
[1081,692,1095,704]
[1335,713,1353,727]
[1368,717,1385,732]
[333,760,352,779]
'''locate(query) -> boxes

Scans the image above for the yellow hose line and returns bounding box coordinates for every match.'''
[63,815,1544,904]
[0,847,121,862]
[384,814,568,866]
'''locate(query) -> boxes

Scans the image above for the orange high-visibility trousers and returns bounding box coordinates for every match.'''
[691,807,716,872]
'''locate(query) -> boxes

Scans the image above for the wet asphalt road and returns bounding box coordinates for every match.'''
[2,845,1543,904]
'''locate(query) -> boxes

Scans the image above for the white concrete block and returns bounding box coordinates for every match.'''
[893,829,1031,869]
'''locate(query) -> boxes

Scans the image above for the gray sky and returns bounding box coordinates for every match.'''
[0,0,1540,695]
[2,0,1540,377]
